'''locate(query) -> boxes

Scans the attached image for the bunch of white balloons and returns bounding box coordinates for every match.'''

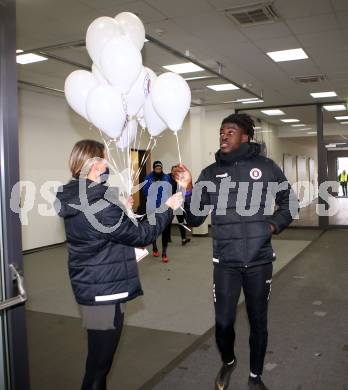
[64,12,192,150]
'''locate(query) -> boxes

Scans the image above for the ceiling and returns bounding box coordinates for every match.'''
[15,0,348,150]
[16,0,348,107]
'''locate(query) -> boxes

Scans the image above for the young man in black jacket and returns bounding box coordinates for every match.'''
[174,113,298,390]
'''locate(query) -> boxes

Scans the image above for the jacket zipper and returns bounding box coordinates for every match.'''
[235,161,248,268]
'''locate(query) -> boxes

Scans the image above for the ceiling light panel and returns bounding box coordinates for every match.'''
[291,124,305,127]
[16,53,48,64]
[310,91,337,98]
[242,99,264,104]
[281,119,300,123]
[236,98,259,102]
[184,75,213,81]
[162,62,204,74]
[261,109,285,116]
[266,48,308,62]
[323,105,346,111]
[207,83,240,91]
[335,116,348,120]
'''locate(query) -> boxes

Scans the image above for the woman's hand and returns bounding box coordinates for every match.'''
[121,195,134,210]
[165,192,184,211]
[172,163,193,190]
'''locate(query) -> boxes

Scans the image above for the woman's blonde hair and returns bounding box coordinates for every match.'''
[69,140,105,179]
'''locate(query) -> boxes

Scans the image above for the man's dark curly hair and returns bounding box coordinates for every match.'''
[221,113,255,140]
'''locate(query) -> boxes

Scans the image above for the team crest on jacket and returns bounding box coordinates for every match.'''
[250,168,262,180]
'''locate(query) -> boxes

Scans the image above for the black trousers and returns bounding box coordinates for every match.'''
[214,263,273,375]
[153,222,171,253]
[176,214,187,240]
[341,182,347,196]
[81,304,124,390]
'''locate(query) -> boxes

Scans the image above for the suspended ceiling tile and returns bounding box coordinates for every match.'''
[18,68,65,91]
[98,1,168,23]
[145,0,213,18]
[275,59,321,77]
[297,30,346,48]
[49,47,92,67]
[78,0,137,9]
[286,13,338,35]
[331,0,348,11]
[255,36,300,52]
[334,11,348,30]
[240,22,293,41]
[206,0,258,10]
[274,0,333,19]
[172,11,248,45]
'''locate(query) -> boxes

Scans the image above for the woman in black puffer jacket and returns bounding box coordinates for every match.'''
[55,140,182,390]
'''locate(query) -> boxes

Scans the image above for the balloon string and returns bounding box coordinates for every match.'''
[174,130,187,217]
[136,126,144,153]
[132,137,153,185]
[133,137,157,184]
[175,131,182,164]
[98,128,127,197]
[126,121,132,196]
[132,138,150,186]
[131,125,143,189]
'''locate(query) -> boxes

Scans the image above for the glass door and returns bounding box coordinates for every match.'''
[0,1,30,389]
[323,103,348,226]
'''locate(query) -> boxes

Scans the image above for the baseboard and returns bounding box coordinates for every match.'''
[23,241,66,255]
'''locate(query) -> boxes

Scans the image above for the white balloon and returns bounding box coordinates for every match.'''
[86,17,123,67]
[64,70,98,121]
[100,35,142,94]
[86,85,126,139]
[115,12,146,51]
[116,119,138,150]
[126,67,152,116]
[143,95,167,137]
[144,67,157,93]
[92,63,108,85]
[151,72,191,132]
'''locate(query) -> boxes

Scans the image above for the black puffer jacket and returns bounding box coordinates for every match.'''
[56,179,173,305]
[184,143,298,268]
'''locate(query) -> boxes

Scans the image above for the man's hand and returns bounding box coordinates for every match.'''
[172,163,193,191]
[269,224,276,234]
[165,193,184,211]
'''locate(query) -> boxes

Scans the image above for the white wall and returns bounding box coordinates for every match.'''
[19,89,90,250]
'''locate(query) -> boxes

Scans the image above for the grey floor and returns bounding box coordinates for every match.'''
[24,228,348,390]
[145,230,348,390]
[292,197,348,227]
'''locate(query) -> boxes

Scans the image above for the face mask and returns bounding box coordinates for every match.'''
[100,167,110,184]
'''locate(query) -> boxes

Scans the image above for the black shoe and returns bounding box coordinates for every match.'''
[248,376,268,390]
[215,360,236,390]
[182,238,191,246]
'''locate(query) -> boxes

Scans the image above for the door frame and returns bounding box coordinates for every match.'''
[0,1,30,389]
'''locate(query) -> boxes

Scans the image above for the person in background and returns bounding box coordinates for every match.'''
[143,160,172,262]
[55,140,182,390]
[174,114,297,390]
[338,169,348,196]
[169,165,191,246]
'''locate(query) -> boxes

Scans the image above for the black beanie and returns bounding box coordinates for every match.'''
[153,160,163,169]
